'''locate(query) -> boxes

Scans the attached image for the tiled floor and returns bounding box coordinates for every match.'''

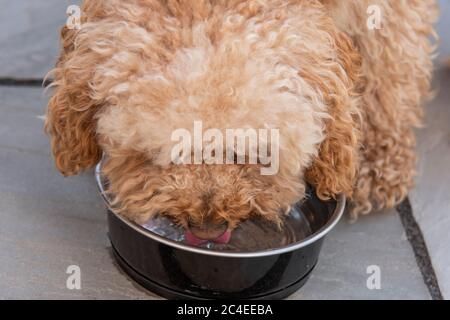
[410,68,450,299]
[0,0,448,300]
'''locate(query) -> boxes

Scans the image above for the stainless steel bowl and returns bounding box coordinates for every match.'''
[95,163,345,299]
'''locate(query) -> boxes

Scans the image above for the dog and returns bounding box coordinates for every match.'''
[45,0,437,243]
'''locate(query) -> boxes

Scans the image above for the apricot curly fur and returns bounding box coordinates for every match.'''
[46,0,437,229]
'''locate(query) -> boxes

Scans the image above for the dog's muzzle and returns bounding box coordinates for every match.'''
[185,221,230,246]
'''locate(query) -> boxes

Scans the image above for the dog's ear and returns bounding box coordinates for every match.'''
[305,31,362,200]
[45,25,102,176]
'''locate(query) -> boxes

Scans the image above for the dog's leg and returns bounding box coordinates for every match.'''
[324,0,438,217]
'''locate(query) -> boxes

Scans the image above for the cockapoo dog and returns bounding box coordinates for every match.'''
[46,0,437,243]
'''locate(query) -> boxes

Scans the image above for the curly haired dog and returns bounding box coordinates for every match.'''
[45,0,437,242]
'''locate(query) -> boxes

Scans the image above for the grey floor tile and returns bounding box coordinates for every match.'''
[0,0,81,78]
[290,212,430,300]
[437,0,450,66]
[0,192,155,300]
[409,68,450,299]
[0,87,155,299]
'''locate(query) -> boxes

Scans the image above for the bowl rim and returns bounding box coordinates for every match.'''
[95,162,345,258]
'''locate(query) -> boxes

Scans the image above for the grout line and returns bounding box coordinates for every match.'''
[0,77,51,87]
[396,197,443,300]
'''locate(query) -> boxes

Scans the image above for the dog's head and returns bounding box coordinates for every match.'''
[46,1,360,243]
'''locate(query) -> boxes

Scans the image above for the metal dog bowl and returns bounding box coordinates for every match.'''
[95,163,345,299]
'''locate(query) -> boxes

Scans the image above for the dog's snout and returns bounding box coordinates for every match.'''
[187,220,229,241]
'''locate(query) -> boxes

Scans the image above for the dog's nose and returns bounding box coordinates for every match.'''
[186,221,230,245]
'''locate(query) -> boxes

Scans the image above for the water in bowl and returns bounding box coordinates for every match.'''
[140,205,313,252]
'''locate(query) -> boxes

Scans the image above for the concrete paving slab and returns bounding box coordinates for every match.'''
[410,68,450,299]
[0,0,81,79]
[291,212,430,300]
[437,0,450,66]
[0,86,431,299]
[0,190,154,300]
[0,87,155,299]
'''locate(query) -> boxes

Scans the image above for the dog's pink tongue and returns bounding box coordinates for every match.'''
[185,231,231,246]
[184,231,208,246]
